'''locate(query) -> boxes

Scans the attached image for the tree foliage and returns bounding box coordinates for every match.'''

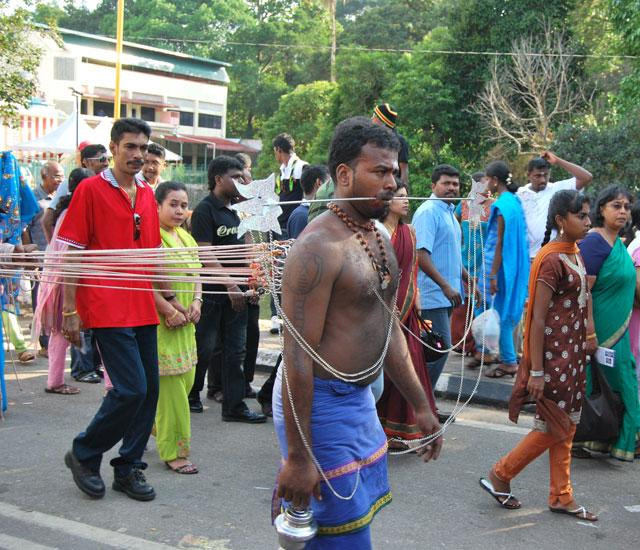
[1,0,54,125]
[552,111,640,192]
[26,0,636,179]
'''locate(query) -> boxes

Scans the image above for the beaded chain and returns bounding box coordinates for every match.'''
[328,202,392,290]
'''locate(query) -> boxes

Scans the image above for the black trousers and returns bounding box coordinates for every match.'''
[207,303,259,393]
[190,298,248,415]
[258,353,281,405]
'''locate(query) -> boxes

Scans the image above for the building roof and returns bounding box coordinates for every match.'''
[162,134,259,154]
[43,25,230,84]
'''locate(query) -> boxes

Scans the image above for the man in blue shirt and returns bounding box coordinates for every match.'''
[413,164,474,388]
[286,164,329,239]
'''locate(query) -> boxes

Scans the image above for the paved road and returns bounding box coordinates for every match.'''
[1,359,638,549]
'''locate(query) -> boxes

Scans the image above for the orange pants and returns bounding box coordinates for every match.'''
[494,425,576,507]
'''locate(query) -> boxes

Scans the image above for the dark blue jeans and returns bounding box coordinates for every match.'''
[190,298,248,416]
[421,307,452,388]
[72,325,159,476]
[70,330,99,378]
[31,281,49,349]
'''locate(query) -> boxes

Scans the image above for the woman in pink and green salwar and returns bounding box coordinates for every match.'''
[153,182,201,474]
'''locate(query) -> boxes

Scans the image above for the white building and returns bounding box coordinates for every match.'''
[3,26,257,166]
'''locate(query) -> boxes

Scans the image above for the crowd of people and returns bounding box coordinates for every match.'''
[1,104,639,548]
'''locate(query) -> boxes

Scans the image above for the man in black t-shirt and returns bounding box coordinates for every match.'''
[372,103,409,186]
[188,155,267,423]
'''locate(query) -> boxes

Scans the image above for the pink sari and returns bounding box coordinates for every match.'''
[33,210,68,339]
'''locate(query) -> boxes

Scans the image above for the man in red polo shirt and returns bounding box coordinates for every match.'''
[58,118,183,502]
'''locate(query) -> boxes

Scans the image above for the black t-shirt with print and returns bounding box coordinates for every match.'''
[191,193,242,299]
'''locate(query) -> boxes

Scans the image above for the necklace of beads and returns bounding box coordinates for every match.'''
[328,202,392,290]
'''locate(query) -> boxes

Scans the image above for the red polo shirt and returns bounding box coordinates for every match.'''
[57,169,161,328]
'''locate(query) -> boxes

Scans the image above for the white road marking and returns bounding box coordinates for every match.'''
[455,418,530,435]
[480,522,537,535]
[624,504,640,512]
[0,533,58,550]
[0,502,178,549]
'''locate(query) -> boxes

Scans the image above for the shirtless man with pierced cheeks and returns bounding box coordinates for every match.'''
[273,117,442,549]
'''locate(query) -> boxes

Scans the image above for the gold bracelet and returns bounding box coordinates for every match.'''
[167,309,180,321]
[587,332,597,340]
[62,310,78,317]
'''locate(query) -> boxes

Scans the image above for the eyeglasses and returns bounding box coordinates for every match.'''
[133,213,141,241]
[85,155,109,163]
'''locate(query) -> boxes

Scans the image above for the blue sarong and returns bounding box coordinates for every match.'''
[273,368,391,549]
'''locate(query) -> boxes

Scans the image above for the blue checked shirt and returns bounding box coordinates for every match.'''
[412,195,464,310]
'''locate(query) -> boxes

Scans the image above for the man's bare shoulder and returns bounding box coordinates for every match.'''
[284,214,345,293]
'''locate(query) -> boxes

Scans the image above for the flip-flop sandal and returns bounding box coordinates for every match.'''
[45,384,80,395]
[479,478,521,509]
[549,506,598,522]
[485,365,517,378]
[571,447,593,459]
[165,461,199,475]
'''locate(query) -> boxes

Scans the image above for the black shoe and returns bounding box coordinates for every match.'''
[64,450,105,499]
[222,409,267,424]
[189,399,203,413]
[112,468,156,501]
[245,386,257,399]
[260,402,273,417]
[437,411,455,424]
[74,372,101,384]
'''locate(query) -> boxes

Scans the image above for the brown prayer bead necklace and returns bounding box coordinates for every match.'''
[328,202,392,290]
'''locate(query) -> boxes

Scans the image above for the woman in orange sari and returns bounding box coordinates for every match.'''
[376,183,437,449]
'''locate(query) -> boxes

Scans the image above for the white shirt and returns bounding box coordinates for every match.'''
[517,177,577,258]
[280,154,307,180]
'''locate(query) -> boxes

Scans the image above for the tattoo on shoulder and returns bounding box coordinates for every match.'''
[288,251,323,295]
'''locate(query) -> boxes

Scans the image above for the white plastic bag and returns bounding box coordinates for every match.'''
[471,298,500,355]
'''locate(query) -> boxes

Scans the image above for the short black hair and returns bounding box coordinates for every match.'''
[527,156,551,173]
[68,168,94,193]
[431,164,459,184]
[328,116,400,182]
[111,117,151,143]
[155,180,187,204]
[54,168,93,226]
[592,184,634,228]
[146,143,165,159]
[80,144,107,161]
[272,133,295,153]
[300,164,329,195]
[234,152,251,168]
[207,155,244,190]
[472,171,485,182]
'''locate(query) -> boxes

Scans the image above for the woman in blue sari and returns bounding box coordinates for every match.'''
[483,161,530,378]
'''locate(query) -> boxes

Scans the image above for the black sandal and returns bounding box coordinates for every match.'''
[549,505,597,522]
